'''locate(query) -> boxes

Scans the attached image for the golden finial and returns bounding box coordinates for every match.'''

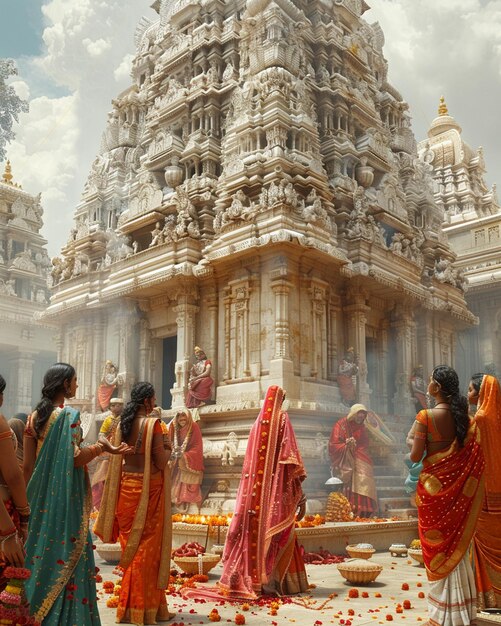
[349,43,360,56]
[438,96,449,116]
[2,160,13,185]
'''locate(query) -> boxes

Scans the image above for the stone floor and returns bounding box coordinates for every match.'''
[95,551,434,625]
[95,550,500,625]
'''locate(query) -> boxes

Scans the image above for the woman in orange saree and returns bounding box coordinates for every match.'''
[411,365,485,626]
[469,373,501,609]
[95,382,172,625]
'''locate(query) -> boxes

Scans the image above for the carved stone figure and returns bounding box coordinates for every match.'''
[97,360,124,411]
[221,432,238,466]
[149,221,165,247]
[185,346,214,408]
[337,348,359,406]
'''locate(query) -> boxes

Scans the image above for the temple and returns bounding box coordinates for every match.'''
[0,161,56,416]
[42,0,475,508]
[418,98,501,382]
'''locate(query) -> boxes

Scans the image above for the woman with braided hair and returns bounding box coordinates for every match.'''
[410,365,485,626]
[23,362,129,625]
[95,382,173,625]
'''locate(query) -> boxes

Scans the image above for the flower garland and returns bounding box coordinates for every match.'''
[172,420,192,460]
[0,567,39,625]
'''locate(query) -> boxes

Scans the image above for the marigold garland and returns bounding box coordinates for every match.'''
[0,567,39,625]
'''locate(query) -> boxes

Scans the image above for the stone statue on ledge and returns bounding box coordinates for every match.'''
[185,346,214,408]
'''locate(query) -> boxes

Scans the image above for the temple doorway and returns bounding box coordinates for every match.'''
[162,336,177,409]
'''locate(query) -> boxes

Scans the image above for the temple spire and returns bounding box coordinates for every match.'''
[2,160,13,185]
[438,96,449,116]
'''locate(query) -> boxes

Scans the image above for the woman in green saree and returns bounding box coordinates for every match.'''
[23,363,129,625]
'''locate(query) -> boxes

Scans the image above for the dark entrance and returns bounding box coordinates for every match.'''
[162,336,177,409]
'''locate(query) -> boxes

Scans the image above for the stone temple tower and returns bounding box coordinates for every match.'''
[45,0,474,508]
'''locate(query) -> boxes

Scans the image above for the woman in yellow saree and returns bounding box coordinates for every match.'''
[469,373,501,609]
[410,365,485,626]
[95,382,172,625]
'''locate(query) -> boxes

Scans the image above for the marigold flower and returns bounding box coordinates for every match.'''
[401,583,409,591]
[235,613,245,625]
[403,600,412,609]
[348,588,359,598]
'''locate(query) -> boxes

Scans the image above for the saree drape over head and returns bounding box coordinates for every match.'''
[169,410,204,507]
[473,374,501,608]
[24,407,101,625]
[185,385,307,601]
[95,418,172,625]
[220,385,307,598]
[417,421,485,626]
[329,405,377,516]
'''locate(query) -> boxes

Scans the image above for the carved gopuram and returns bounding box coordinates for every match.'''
[419,98,501,383]
[0,161,56,416]
[44,0,474,512]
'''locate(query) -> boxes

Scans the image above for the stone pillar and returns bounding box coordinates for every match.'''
[269,277,298,395]
[138,318,151,381]
[344,295,371,406]
[10,351,35,414]
[327,297,341,381]
[392,309,416,416]
[379,319,390,411]
[271,278,292,359]
[222,287,231,382]
[171,299,199,408]
[206,291,218,389]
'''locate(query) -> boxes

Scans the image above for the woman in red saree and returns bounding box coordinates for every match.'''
[410,365,485,626]
[328,403,377,516]
[95,382,172,625]
[186,385,307,600]
[219,385,307,598]
[169,409,204,512]
[469,373,501,609]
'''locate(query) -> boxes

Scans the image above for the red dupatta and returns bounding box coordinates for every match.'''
[218,385,306,598]
[417,421,485,581]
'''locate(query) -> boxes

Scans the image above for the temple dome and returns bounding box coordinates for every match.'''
[428,96,462,138]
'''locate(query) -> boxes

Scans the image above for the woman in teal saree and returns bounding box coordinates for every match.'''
[23,363,128,625]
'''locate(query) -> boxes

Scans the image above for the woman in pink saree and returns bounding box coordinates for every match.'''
[210,385,307,598]
[168,409,204,512]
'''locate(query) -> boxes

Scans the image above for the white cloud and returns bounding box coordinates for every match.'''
[369,0,501,187]
[7,0,153,255]
[82,37,112,58]
[114,53,134,83]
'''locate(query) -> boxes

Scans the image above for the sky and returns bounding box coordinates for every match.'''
[1,0,500,257]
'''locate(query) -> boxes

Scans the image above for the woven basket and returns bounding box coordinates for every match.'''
[95,541,122,564]
[337,559,383,584]
[346,545,375,560]
[408,548,424,565]
[173,554,221,575]
[389,544,408,557]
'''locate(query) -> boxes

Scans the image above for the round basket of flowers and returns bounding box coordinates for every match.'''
[337,559,383,584]
[346,543,375,559]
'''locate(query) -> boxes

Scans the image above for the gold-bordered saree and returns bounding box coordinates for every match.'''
[24,407,101,625]
[95,418,172,625]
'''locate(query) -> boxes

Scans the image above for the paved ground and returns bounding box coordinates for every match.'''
[95,551,433,625]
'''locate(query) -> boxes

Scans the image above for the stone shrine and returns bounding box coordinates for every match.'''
[418,98,501,384]
[0,161,56,416]
[43,0,474,509]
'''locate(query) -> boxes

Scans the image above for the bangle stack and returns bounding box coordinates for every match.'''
[0,529,18,551]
